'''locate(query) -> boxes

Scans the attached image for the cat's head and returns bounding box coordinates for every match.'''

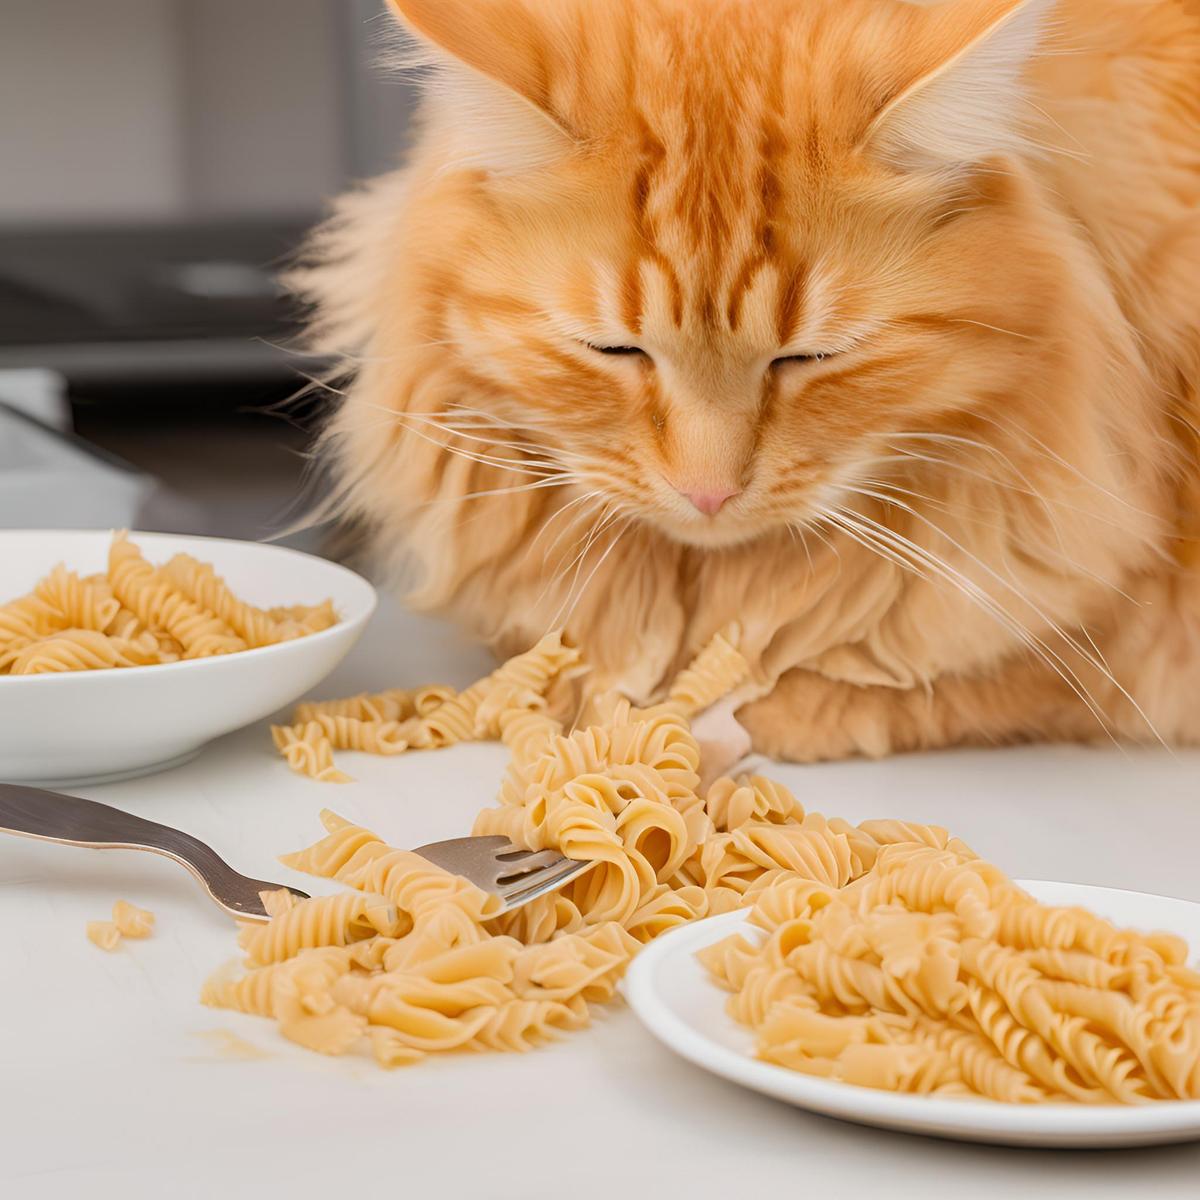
[382,0,1061,549]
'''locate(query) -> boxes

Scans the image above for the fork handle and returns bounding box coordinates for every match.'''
[0,781,227,876]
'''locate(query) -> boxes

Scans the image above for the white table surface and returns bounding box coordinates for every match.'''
[4,597,1200,1199]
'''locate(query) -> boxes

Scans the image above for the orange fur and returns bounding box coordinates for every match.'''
[293,0,1200,760]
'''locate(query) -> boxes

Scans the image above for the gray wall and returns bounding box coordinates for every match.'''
[0,0,184,223]
[342,0,419,179]
[0,0,413,226]
[177,0,346,218]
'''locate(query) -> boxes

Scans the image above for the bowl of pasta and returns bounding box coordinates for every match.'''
[0,529,376,785]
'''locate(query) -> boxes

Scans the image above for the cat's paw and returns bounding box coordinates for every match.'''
[690,696,753,788]
[737,670,905,763]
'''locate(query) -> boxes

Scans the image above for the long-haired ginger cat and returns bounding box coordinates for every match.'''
[294,0,1200,763]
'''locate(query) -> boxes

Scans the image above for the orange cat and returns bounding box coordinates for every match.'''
[293,0,1200,762]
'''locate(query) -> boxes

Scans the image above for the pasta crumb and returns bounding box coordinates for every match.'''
[86,921,122,951]
[112,899,155,938]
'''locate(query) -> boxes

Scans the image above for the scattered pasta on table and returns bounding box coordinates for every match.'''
[226,629,1200,1095]
[86,900,156,951]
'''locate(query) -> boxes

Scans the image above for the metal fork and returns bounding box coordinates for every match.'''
[0,783,591,922]
[412,834,592,913]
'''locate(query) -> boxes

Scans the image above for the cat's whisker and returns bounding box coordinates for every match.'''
[397,408,580,461]
[958,416,1168,528]
[535,501,618,614]
[419,475,579,508]
[540,507,621,626]
[532,494,609,569]
[551,514,634,632]
[879,439,1148,537]
[838,491,1166,748]
[856,470,1142,606]
[338,398,545,467]
[805,521,842,576]
[1020,95,1091,157]
[881,428,1165,589]
[527,489,608,566]
[445,402,565,440]
[821,505,1122,746]
[789,523,816,576]
[945,318,1037,342]
[387,412,564,477]
[381,396,573,451]
[393,410,564,457]
[397,426,564,474]
[833,517,1117,746]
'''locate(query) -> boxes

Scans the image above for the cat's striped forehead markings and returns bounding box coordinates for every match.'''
[618,37,808,345]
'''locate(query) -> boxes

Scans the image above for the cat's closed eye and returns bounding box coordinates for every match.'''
[584,343,649,358]
[772,352,833,368]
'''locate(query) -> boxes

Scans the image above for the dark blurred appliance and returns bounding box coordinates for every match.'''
[0,0,412,387]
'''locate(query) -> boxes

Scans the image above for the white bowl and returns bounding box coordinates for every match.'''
[0,530,376,785]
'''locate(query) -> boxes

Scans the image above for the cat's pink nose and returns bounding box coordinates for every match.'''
[681,486,740,516]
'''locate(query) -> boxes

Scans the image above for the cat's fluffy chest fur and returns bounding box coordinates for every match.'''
[294,0,1199,760]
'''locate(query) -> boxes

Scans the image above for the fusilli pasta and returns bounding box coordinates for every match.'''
[271,631,581,781]
[0,533,338,675]
[699,845,1200,1104]
[221,631,1200,1095]
[211,633,994,1071]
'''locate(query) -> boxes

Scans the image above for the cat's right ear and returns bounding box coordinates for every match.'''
[864,0,1056,171]
[386,0,587,174]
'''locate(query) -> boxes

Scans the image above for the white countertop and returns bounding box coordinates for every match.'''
[4,598,1200,1199]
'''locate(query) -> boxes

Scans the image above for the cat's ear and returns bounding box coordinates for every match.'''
[386,0,583,174]
[866,0,1055,170]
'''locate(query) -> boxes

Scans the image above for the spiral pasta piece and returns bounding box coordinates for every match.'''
[35,565,120,631]
[271,723,352,784]
[701,819,855,895]
[0,591,63,652]
[293,686,453,725]
[278,810,384,877]
[108,533,247,658]
[161,553,287,647]
[705,773,805,832]
[103,604,177,661]
[368,1025,426,1067]
[7,629,162,674]
[498,706,563,766]
[201,947,352,1016]
[665,624,749,716]
[237,891,403,967]
[267,601,339,635]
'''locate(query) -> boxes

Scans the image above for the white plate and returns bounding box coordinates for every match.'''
[0,529,376,784]
[625,879,1200,1148]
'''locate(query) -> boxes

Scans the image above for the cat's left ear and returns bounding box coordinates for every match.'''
[386,0,597,173]
[865,0,1055,170]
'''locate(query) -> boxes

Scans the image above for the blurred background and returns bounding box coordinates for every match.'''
[0,0,412,546]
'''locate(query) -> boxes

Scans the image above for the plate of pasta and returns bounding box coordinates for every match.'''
[0,529,375,784]
[625,877,1200,1148]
